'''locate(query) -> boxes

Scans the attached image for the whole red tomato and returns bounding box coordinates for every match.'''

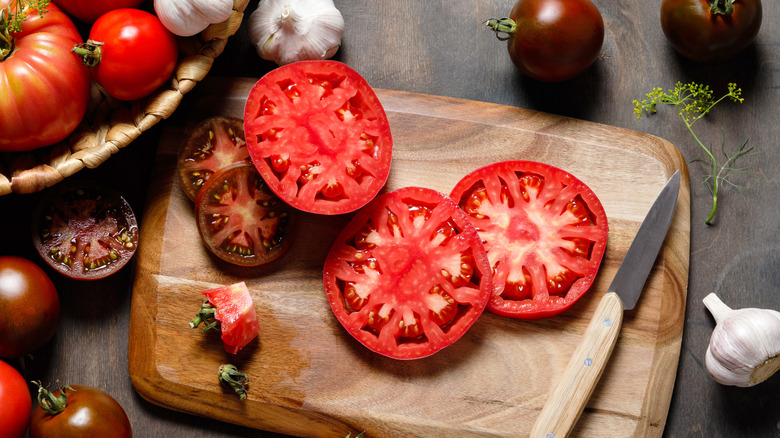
[486,0,604,82]
[73,9,178,101]
[661,0,762,63]
[0,256,60,358]
[0,360,31,438]
[30,383,132,438]
[0,1,91,152]
[52,0,146,23]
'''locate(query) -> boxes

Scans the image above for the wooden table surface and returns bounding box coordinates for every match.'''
[1,1,778,437]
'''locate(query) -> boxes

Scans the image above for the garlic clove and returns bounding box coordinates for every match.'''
[155,0,234,37]
[703,293,780,387]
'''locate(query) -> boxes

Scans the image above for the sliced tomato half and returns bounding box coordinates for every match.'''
[201,282,260,354]
[195,162,297,267]
[31,180,139,280]
[243,60,393,215]
[449,161,608,319]
[323,187,492,359]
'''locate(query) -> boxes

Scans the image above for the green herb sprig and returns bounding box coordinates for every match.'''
[633,82,755,225]
[3,0,49,33]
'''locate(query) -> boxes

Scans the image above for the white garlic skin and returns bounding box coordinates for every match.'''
[154,0,234,37]
[248,0,345,66]
[704,293,780,387]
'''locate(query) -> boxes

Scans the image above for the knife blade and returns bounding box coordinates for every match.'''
[529,170,681,438]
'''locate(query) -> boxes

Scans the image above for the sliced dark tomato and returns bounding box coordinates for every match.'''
[323,187,492,360]
[198,282,260,355]
[31,180,139,280]
[177,116,250,201]
[449,161,608,319]
[195,162,297,267]
[243,60,393,215]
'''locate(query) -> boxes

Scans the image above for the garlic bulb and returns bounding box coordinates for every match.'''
[154,0,234,37]
[703,293,780,387]
[248,0,345,66]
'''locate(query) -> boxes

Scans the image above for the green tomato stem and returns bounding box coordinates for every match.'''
[709,0,734,15]
[0,7,14,60]
[484,17,516,39]
[71,39,104,68]
[32,381,73,415]
[189,300,219,331]
[218,364,249,400]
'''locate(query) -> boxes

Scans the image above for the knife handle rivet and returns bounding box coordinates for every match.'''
[545,433,555,438]
[584,357,593,366]
[603,318,613,327]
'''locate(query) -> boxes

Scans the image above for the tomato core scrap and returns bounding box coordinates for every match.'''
[450,161,608,320]
[323,187,493,360]
[195,282,261,355]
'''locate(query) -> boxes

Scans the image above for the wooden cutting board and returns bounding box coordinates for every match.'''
[129,77,690,438]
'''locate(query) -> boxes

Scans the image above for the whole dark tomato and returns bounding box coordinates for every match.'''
[0,256,60,358]
[73,8,178,101]
[0,1,91,152]
[0,360,31,438]
[323,186,493,359]
[485,0,604,82]
[195,162,297,267]
[51,0,146,23]
[31,180,140,281]
[449,161,609,319]
[661,0,762,63]
[30,383,132,438]
[244,60,393,215]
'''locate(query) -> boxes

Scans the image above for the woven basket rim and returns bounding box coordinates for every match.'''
[0,0,250,196]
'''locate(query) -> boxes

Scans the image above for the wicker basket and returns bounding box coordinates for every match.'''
[0,0,250,196]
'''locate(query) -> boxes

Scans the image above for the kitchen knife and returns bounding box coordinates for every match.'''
[529,170,681,438]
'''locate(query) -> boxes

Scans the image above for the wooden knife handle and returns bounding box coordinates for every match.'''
[529,292,624,438]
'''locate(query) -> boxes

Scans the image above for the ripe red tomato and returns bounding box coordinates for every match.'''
[29,383,132,438]
[449,161,608,320]
[51,0,145,23]
[0,360,31,438]
[485,0,604,82]
[193,282,261,354]
[661,0,762,63]
[178,116,250,202]
[244,60,393,215]
[0,1,91,152]
[31,180,139,280]
[74,9,178,101]
[0,256,60,358]
[195,162,297,267]
[323,187,493,359]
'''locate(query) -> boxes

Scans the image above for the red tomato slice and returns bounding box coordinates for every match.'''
[449,161,608,319]
[201,282,260,354]
[323,187,493,360]
[244,60,393,215]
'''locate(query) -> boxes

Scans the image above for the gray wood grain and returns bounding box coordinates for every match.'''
[1,0,778,436]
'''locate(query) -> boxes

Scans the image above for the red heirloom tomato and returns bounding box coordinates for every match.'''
[0,256,60,358]
[73,9,178,101]
[485,0,604,82]
[0,1,91,152]
[0,360,31,438]
[661,0,762,63]
[323,187,493,359]
[450,161,608,320]
[31,180,139,280]
[192,282,260,354]
[30,383,132,438]
[244,60,393,215]
[195,162,297,267]
[52,0,146,23]
[178,116,251,201]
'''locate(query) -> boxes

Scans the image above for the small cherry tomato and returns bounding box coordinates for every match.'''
[0,360,31,438]
[73,8,178,101]
[0,256,60,358]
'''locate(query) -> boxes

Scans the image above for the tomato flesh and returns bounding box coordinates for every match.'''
[244,60,393,215]
[31,181,139,280]
[450,161,608,319]
[201,282,260,354]
[195,162,297,267]
[178,116,250,201]
[323,187,492,360]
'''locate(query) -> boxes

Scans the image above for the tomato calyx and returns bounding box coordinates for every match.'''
[484,17,516,40]
[72,39,103,68]
[32,381,74,415]
[189,300,219,332]
[218,364,249,400]
[709,0,734,15]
